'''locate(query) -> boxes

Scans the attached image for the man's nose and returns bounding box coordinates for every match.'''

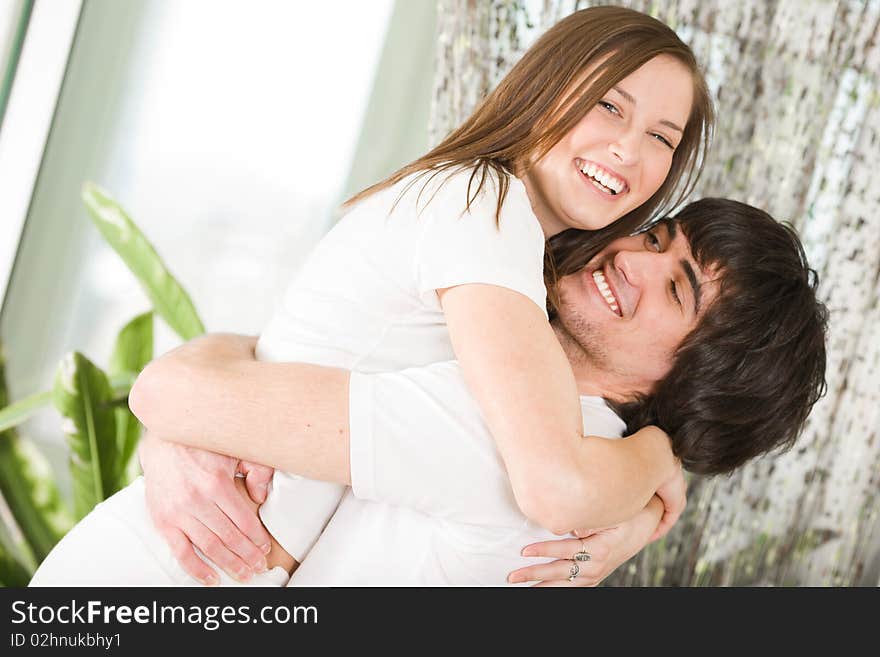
[614,248,669,287]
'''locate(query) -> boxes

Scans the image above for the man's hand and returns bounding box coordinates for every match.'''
[138,431,275,585]
[507,496,666,587]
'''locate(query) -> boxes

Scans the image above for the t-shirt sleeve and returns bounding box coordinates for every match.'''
[348,362,527,528]
[258,476,344,562]
[413,172,548,316]
[349,363,629,532]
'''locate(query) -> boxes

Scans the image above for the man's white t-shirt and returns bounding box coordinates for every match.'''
[288,361,625,585]
[256,166,548,560]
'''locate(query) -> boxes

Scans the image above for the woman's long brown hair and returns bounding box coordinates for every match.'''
[346,6,714,301]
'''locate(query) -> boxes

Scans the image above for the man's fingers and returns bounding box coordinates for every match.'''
[194,503,268,575]
[238,461,273,504]
[161,527,219,587]
[212,485,273,562]
[180,518,255,583]
[245,472,271,505]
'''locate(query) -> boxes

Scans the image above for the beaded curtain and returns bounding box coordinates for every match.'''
[430,0,880,586]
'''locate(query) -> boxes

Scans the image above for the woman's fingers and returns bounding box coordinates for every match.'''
[653,466,687,540]
[533,579,577,587]
[511,534,611,586]
[508,558,603,586]
[520,536,589,560]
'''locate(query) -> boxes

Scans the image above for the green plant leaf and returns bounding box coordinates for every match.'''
[0,389,51,433]
[108,312,153,485]
[0,437,73,564]
[108,311,154,378]
[0,345,73,566]
[53,352,121,520]
[81,182,205,341]
[0,373,135,434]
[0,539,31,587]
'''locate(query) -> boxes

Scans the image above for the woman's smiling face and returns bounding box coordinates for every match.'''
[521,54,695,237]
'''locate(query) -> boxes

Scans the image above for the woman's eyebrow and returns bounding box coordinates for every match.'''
[612,86,636,104]
[612,86,684,133]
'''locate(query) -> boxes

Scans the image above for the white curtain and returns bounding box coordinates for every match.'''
[431,0,880,586]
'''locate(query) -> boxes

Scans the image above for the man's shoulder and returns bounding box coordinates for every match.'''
[579,395,627,439]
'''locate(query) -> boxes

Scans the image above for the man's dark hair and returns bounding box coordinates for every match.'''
[549,198,829,476]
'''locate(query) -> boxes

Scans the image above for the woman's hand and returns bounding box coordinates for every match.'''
[138,431,275,585]
[651,464,687,542]
[507,496,666,587]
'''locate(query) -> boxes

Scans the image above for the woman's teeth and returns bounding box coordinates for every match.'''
[580,163,626,195]
[592,270,620,315]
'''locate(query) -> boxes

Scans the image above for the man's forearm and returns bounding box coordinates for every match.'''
[129,334,353,483]
[130,334,676,533]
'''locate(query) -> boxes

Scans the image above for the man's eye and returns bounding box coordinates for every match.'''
[670,281,682,308]
[599,100,620,115]
[645,232,661,251]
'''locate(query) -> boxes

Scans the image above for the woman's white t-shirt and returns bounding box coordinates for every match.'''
[256,166,548,560]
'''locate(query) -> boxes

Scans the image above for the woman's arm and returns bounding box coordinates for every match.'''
[508,495,666,587]
[439,284,677,534]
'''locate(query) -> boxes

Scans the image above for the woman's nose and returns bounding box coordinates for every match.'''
[608,129,640,167]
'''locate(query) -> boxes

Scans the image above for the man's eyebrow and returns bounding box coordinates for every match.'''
[611,86,684,133]
[681,259,702,315]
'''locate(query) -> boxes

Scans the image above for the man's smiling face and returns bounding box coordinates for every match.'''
[553,220,720,401]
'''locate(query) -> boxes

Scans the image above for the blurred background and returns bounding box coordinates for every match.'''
[0,0,435,496]
[0,0,877,586]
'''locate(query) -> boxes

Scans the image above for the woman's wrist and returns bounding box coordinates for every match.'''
[634,425,677,485]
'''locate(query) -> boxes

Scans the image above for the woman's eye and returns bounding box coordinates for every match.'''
[599,101,620,115]
[652,133,674,149]
[645,232,661,251]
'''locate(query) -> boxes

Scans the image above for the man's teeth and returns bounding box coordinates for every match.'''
[580,163,625,195]
[592,270,619,314]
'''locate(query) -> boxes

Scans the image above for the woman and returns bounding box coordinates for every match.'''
[32,6,713,586]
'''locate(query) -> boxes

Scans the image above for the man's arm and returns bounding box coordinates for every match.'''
[129,334,353,483]
[130,333,681,534]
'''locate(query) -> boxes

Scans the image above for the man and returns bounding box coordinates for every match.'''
[125,198,827,585]
[30,199,827,586]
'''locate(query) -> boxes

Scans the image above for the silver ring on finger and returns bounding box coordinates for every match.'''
[568,562,580,582]
[573,549,591,562]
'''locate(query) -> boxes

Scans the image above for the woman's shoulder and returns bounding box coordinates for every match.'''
[399,163,532,222]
